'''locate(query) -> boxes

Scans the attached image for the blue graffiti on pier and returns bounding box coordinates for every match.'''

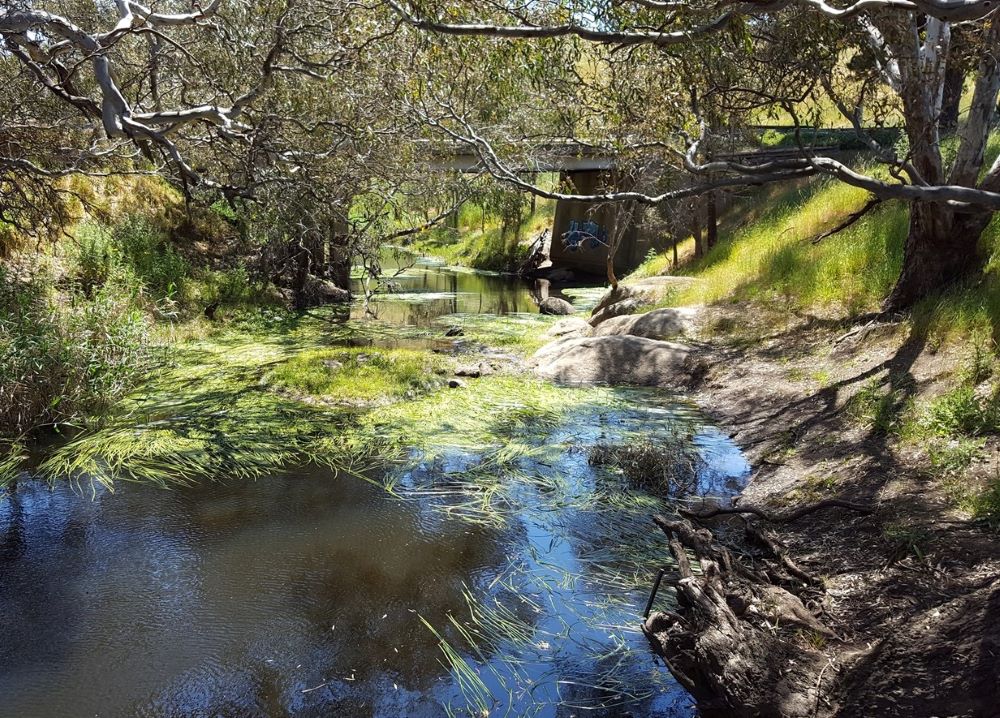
[561,220,608,252]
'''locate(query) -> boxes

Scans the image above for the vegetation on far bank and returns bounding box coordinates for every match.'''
[400,176,558,272]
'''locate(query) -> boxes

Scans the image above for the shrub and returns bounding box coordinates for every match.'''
[112,214,188,298]
[923,385,1000,437]
[0,264,151,436]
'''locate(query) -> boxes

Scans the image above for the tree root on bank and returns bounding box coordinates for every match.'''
[681,498,873,524]
[644,514,836,717]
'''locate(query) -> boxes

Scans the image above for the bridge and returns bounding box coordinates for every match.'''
[425,130,872,277]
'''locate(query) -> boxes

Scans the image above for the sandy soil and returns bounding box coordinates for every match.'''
[683,306,1000,717]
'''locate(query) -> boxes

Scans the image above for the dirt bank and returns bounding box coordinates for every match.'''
[669,305,1000,717]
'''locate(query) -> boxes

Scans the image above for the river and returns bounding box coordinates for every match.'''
[0,257,749,717]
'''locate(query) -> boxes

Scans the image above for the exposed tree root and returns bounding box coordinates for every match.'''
[644,514,833,717]
[681,498,873,524]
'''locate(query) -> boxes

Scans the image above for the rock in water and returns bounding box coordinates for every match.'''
[539,297,576,316]
[532,335,696,387]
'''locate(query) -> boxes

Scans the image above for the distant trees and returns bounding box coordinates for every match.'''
[389,0,1000,310]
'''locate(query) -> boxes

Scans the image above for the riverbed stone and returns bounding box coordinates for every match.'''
[532,335,695,387]
[589,297,646,326]
[539,297,576,315]
[542,317,593,339]
[589,277,697,326]
[592,307,698,339]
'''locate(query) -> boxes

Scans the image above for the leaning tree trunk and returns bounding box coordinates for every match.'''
[881,202,992,313]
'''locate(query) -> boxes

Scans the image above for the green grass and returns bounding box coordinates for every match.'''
[634,135,1000,345]
[406,183,557,272]
[661,176,905,316]
[267,347,447,403]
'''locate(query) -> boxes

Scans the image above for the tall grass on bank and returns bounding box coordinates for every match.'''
[0,263,151,437]
[667,177,905,315]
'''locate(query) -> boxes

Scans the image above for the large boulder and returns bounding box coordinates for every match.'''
[589,297,646,326]
[589,277,697,325]
[532,335,698,387]
[542,317,593,339]
[593,307,698,339]
[539,297,577,315]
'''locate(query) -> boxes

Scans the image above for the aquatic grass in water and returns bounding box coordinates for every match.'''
[267,347,448,403]
[17,281,749,716]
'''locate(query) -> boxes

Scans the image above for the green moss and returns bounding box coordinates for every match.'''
[267,347,446,402]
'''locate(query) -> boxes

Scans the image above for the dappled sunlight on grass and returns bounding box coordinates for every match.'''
[665,176,902,315]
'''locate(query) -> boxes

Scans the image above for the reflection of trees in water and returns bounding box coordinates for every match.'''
[0,485,25,561]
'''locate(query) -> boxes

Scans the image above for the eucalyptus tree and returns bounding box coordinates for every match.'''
[0,1,457,297]
[388,0,1000,311]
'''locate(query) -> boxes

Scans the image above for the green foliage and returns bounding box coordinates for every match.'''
[928,437,985,477]
[960,478,1000,528]
[267,348,446,402]
[0,264,150,437]
[73,223,117,296]
[112,214,188,299]
[922,385,1000,437]
[70,215,189,301]
[846,377,909,434]
[654,176,905,315]
[406,185,556,272]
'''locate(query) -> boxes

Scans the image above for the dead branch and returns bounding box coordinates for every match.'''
[810,195,883,243]
[682,498,874,524]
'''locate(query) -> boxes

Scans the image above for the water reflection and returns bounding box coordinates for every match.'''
[351,256,554,326]
[0,470,507,718]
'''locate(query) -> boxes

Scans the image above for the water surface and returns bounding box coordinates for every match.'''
[0,261,749,717]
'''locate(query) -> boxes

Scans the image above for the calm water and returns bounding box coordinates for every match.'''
[349,254,588,326]
[0,261,749,718]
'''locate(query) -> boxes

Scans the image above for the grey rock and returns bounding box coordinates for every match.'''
[589,297,645,326]
[593,307,698,339]
[532,335,695,387]
[539,297,576,316]
[448,379,465,389]
[542,317,593,339]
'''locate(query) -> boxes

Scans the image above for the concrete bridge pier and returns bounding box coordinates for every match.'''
[549,170,640,278]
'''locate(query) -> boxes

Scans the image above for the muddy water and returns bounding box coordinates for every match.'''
[0,261,749,718]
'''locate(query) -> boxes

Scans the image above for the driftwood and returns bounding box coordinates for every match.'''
[681,498,873,524]
[643,514,834,717]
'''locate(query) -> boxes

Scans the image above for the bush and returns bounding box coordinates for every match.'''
[0,264,151,436]
[923,385,1000,437]
[112,215,188,299]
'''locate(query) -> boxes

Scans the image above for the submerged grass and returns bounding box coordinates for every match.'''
[267,347,447,402]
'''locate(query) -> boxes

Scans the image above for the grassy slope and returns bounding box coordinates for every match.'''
[628,135,1000,522]
[631,134,1000,347]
